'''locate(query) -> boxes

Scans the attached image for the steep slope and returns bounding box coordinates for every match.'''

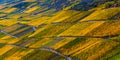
[0,0,120,60]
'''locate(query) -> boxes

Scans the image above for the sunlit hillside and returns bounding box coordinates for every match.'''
[0,0,120,60]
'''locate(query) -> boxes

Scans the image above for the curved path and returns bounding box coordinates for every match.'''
[43,34,120,40]
[4,43,72,60]
[50,20,119,25]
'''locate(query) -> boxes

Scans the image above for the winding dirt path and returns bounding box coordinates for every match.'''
[2,43,72,60]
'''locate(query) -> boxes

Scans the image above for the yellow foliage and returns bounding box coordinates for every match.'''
[0,45,13,55]
[51,38,76,49]
[60,38,104,55]
[24,0,36,2]
[0,20,17,26]
[63,2,80,10]
[76,22,105,36]
[41,24,72,37]
[29,38,53,48]
[0,14,6,17]
[10,27,30,35]
[1,36,11,40]
[86,21,120,36]
[25,6,39,13]
[2,8,17,13]
[5,49,34,60]
[87,41,118,60]
[72,39,103,56]
[28,25,49,37]
[81,8,120,21]
[47,10,79,23]
[28,17,49,26]
[5,57,21,60]
[7,14,21,19]
[0,36,20,44]
[2,23,22,33]
[6,39,20,44]
[58,22,105,36]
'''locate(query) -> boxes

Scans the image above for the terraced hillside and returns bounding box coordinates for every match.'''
[0,0,120,60]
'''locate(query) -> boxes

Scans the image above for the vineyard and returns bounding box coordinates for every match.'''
[0,0,120,60]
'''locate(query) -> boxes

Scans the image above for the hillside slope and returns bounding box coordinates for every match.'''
[0,0,120,60]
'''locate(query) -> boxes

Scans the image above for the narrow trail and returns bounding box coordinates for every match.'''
[1,34,119,60]
[50,20,119,25]
[0,30,17,38]
[2,27,119,40]
[0,17,119,60]
[1,43,72,60]
[43,34,120,40]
